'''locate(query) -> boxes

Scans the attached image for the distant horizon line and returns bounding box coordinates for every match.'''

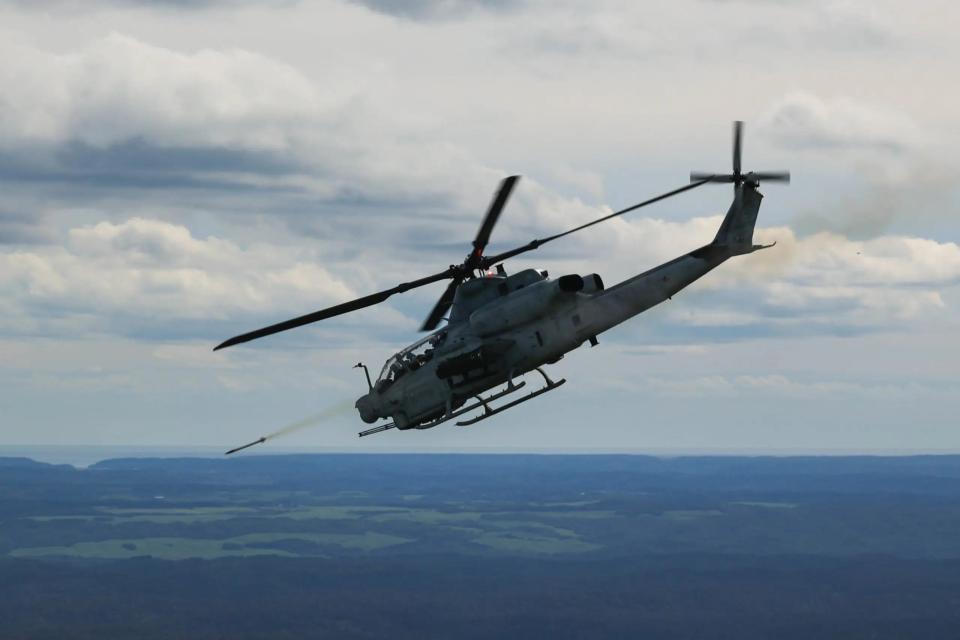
[4,444,960,469]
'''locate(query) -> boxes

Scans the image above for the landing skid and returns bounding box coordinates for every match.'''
[357,380,528,438]
[357,367,566,437]
[456,367,565,427]
[438,379,527,427]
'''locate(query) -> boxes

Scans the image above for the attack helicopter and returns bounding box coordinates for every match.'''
[215,121,789,439]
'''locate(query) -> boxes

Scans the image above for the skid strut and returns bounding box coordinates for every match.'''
[456,368,565,427]
[358,381,528,436]
[357,368,565,437]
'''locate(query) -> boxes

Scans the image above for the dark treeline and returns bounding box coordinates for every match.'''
[5,454,960,638]
[4,555,960,639]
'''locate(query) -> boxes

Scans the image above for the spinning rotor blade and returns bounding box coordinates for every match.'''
[215,169,718,348]
[749,171,791,183]
[216,176,521,347]
[480,178,714,269]
[732,120,743,176]
[420,274,463,332]
[689,172,733,183]
[691,121,790,187]
[469,175,519,264]
[419,175,518,330]
[214,268,456,351]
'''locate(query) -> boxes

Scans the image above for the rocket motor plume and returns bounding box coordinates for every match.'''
[264,399,355,440]
[224,398,355,455]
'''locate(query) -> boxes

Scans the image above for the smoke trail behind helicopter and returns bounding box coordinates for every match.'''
[266,399,355,439]
[225,399,355,455]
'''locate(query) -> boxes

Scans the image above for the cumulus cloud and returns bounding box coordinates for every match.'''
[595,219,960,340]
[0,33,954,351]
[0,217,380,338]
[8,204,955,346]
[758,92,923,154]
[0,34,324,152]
[0,33,522,223]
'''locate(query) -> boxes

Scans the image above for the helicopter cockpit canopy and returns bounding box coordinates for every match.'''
[375,330,448,391]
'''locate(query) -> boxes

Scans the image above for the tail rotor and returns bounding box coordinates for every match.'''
[690,121,790,187]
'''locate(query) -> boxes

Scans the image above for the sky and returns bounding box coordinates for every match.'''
[0,0,958,453]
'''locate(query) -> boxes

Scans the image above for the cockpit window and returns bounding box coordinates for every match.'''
[375,331,447,390]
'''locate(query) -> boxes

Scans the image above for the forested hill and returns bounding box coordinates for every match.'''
[4,454,960,638]
[90,452,960,493]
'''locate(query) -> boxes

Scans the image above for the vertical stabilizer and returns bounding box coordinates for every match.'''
[689,121,789,255]
[712,184,764,252]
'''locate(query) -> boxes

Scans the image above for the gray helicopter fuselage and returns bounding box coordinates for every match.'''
[213,121,784,441]
[355,186,765,430]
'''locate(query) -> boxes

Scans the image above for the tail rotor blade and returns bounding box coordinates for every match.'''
[733,120,743,176]
[693,121,790,188]
[750,171,791,183]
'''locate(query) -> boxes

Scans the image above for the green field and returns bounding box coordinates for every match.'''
[10,502,609,559]
[11,531,413,560]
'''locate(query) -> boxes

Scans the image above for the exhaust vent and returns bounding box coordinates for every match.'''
[557,274,584,292]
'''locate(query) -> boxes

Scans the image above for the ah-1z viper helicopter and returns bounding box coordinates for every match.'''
[215,122,789,439]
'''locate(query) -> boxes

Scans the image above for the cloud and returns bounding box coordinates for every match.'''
[9,206,956,347]
[347,0,524,20]
[790,171,960,239]
[644,372,938,398]
[757,91,959,237]
[0,0,298,8]
[813,0,898,49]
[0,33,519,223]
[0,33,954,352]
[0,217,377,339]
[594,221,960,341]
[0,208,55,245]
[0,34,324,152]
[759,92,923,154]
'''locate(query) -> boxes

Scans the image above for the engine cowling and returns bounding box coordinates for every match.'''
[581,273,604,293]
[557,274,584,292]
[469,276,584,336]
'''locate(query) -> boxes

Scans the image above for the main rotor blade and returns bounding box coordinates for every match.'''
[690,172,734,183]
[472,175,519,258]
[420,274,463,331]
[750,171,791,183]
[214,268,457,351]
[733,120,743,176]
[481,178,714,269]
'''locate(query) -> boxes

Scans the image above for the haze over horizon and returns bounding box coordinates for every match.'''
[1,0,958,453]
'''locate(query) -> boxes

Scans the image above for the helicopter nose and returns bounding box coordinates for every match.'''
[355,394,381,424]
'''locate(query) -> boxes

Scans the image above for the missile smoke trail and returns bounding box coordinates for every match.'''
[225,398,355,455]
[264,399,355,440]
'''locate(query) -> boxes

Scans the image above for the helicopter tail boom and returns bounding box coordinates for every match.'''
[574,177,778,339]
